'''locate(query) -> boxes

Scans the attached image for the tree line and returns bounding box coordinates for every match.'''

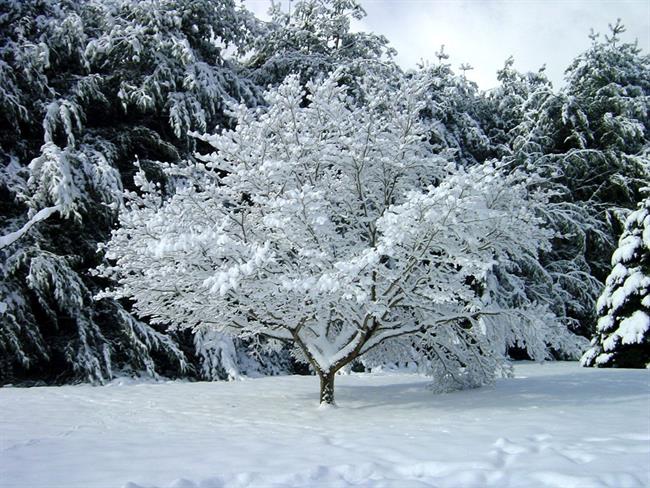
[1,0,648,397]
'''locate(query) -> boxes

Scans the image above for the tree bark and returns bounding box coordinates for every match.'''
[318,371,336,405]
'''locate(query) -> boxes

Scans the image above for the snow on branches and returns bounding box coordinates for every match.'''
[99,73,583,404]
[582,195,650,368]
[0,0,261,383]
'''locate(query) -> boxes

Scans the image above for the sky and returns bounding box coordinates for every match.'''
[242,0,650,89]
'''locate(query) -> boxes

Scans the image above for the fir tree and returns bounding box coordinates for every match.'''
[246,0,396,88]
[416,49,493,167]
[492,22,650,338]
[582,195,650,368]
[483,56,553,158]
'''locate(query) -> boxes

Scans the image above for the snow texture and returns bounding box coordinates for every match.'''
[610,311,649,347]
[1,362,648,488]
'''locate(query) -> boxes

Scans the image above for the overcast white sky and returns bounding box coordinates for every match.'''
[242,0,650,89]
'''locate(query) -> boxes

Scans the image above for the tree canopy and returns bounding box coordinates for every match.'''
[98,74,584,403]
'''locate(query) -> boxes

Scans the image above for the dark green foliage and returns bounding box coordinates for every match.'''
[582,195,650,367]
[417,51,494,166]
[0,0,259,384]
[487,22,650,338]
[246,0,396,88]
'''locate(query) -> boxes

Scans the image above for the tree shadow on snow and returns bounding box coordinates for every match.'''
[322,369,649,412]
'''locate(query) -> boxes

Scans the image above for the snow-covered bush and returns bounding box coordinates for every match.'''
[582,195,650,367]
[99,73,583,404]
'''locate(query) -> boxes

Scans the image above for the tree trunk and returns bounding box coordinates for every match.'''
[318,371,336,406]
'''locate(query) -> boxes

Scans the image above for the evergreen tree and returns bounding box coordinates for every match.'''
[245,0,396,88]
[0,0,263,384]
[582,194,650,367]
[416,48,493,167]
[483,56,553,158]
[490,22,650,338]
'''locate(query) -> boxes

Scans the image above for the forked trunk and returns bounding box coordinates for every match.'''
[319,371,336,405]
[292,332,362,406]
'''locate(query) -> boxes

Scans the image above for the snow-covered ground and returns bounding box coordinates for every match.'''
[1,362,648,488]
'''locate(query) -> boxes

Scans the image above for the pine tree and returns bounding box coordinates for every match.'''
[246,0,396,88]
[582,195,650,367]
[0,0,262,384]
[483,56,553,158]
[416,49,493,167]
[489,22,650,338]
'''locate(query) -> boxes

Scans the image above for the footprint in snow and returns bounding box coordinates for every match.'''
[493,437,531,455]
[556,449,596,464]
[490,437,531,469]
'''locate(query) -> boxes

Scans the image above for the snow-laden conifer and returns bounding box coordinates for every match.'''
[484,56,553,158]
[246,0,396,88]
[582,195,650,367]
[488,23,650,338]
[416,50,493,166]
[0,0,260,384]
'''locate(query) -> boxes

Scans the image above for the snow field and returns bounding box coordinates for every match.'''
[1,362,649,488]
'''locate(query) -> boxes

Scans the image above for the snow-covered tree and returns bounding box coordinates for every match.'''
[490,23,650,338]
[480,61,606,340]
[581,195,650,367]
[483,56,554,158]
[99,73,583,404]
[245,0,396,88]
[416,50,493,166]
[410,56,594,351]
[0,0,262,384]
